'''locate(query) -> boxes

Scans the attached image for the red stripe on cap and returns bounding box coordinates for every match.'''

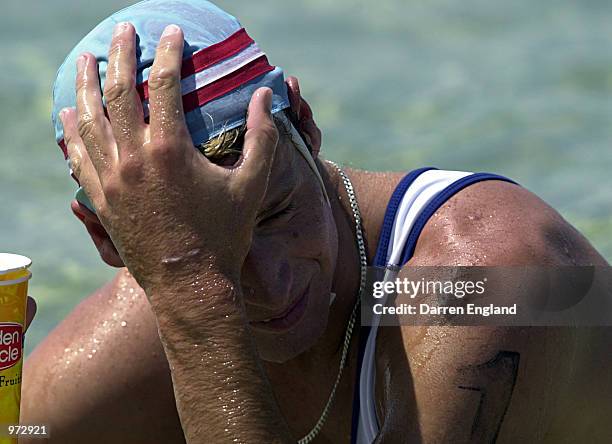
[186,28,253,76]
[137,28,253,101]
[58,139,68,159]
[57,56,273,157]
[181,55,274,113]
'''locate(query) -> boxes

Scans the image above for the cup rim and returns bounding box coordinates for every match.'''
[0,253,32,275]
[0,272,32,286]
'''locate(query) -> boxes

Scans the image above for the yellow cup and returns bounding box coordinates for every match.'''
[0,254,31,444]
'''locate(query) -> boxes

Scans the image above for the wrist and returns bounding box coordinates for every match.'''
[147,268,247,343]
[143,249,242,296]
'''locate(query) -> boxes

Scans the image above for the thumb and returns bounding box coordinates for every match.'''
[238,87,279,191]
[25,296,37,332]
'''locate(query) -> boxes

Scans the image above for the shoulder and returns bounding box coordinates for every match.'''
[410,178,607,266]
[374,178,610,440]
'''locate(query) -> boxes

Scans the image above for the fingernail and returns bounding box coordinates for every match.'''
[113,22,130,37]
[59,108,69,122]
[257,87,273,112]
[162,24,180,37]
[76,54,87,72]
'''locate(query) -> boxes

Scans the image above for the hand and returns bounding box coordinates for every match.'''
[60,23,279,293]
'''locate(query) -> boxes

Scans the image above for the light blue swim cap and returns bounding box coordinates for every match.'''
[51,0,290,211]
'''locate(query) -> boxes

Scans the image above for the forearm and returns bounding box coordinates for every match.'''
[150,272,293,444]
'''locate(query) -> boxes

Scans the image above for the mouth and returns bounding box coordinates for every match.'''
[250,284,310,332]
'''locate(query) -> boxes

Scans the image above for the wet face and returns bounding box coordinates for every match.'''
[241,128,338,363]
[72,116,336,364]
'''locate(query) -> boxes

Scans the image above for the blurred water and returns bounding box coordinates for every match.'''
[1,0,611,353]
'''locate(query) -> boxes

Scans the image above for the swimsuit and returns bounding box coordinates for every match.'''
[351,168,516,443]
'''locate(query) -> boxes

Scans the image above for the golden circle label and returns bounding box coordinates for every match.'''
[0,323,22,371]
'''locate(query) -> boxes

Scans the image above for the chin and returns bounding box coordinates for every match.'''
[252,284,331,363]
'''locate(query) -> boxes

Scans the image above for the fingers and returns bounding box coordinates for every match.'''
[75,52,117,174]
[25,296,37,332]
[147,25,189,143]
[238,88,278,189]
[104,22,145,155]
[61,107,106,210]
[285,76,301,117]
[298,98,322,156]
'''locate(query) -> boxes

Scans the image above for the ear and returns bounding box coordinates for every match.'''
[285,76,322,158]
[71,200,125,268]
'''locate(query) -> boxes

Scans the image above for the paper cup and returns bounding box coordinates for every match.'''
[0,253,31,443]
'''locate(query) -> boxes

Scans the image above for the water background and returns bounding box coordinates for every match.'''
[1,0,611,353]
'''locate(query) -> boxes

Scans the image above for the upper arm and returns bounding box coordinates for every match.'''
[376,180,611,443]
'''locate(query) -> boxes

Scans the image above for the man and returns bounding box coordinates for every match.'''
[21,1,612,443]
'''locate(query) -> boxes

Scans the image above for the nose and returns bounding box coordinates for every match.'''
[241,237,292,313]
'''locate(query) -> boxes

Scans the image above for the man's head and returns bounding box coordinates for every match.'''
[73,78,339,363]
[54,0,340,363]
[52,0,292,210]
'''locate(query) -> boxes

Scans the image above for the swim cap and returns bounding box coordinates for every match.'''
[51,0,291,211]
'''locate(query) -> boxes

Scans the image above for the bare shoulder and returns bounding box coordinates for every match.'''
[412,179,608,266]
[374,180,612,443]
[21,270,182,444]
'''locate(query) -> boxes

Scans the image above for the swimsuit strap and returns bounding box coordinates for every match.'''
[351,169,517,444]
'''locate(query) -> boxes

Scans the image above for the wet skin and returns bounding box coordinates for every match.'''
[22,22,612,444]
[21,160,612,443]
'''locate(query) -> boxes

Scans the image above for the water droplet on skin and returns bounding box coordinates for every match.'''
[161,248,201,265]
[161,255,181,265]
[120,321,127,327]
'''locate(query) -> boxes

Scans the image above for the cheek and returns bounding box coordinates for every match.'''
[290,204,338,262]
